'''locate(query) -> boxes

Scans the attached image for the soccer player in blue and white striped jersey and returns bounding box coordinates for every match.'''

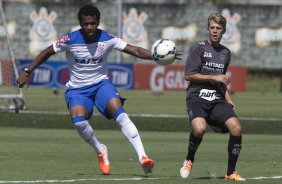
[17,4,163,175]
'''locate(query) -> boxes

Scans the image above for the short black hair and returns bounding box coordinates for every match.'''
[78,4,100,23]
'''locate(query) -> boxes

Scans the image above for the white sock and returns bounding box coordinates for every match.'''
[74,120,104,153]
[116,112,146,162]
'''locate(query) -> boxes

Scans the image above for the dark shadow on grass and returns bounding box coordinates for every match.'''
[79,173,154,178]
[132,174,178,178]
[195,176,225,180]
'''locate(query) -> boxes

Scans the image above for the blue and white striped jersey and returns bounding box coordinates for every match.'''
[53,28,127,88]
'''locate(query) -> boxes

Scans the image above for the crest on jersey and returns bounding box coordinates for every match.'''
[221,55,227,62]
[97,44,105,54]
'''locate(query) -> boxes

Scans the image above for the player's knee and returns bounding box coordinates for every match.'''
[227,118,242,136]
[72,116,87,124]
[191,118,206,137]
[193,128,206,137]
[230,126,242,136]
[193,124,206,137]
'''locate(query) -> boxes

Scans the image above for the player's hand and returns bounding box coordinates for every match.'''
[175,49,183,60]
[16,72,30,88]
[212,75,230,85]
[227,100,235,109]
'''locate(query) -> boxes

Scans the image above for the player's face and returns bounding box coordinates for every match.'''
[207,20,225,45]
[80,15,99,40]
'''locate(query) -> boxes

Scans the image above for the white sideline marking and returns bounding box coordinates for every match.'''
[247,175,282,180]
[16,110,282,122]
[0,176,282,183]
[0,177,162,183]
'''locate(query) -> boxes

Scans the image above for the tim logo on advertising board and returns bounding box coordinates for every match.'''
[56,64,134,89]
[108,64,134,89]
[56,66,69,88]
[19,60,134,89]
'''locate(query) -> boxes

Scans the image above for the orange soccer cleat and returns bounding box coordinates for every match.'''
[97,144,110,175]
[225,171,246,181]
[141,156,155,174]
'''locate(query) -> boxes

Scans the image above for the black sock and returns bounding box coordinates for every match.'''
[186,132,202,162]
[227,135,242,176]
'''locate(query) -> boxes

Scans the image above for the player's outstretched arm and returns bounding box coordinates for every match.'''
[122,44,152,60]
[122,43,183,61]
[175,49,183,60]
[16,45,56,88]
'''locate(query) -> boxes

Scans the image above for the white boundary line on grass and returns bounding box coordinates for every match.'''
[247,175,282,180]
[17,110,282,122]
[0,177,162,183]
[0,175,281,183]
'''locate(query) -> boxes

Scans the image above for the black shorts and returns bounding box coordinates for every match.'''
[186,98,237,133]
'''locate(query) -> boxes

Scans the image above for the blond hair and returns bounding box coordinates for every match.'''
[208,13,226,29]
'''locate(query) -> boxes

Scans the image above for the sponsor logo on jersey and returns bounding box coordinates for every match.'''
[205,62,224,68]
[203,52,212,58]
[74,58,102,64]
[55,35,70,46]
[199,89,219,101]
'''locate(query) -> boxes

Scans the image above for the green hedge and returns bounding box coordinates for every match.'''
[1,112,281,134]
[247,68,282,77]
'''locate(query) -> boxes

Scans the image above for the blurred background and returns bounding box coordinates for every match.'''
[0,0,281,65]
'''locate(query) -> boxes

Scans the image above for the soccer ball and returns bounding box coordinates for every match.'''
[151,39,176,65]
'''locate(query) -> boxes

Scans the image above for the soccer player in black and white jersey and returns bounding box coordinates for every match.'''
[179,13,245,181]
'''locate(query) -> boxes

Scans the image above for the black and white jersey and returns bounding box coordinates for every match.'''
[185,40,231,102]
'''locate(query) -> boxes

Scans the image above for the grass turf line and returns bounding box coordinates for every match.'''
[0,128,281,184]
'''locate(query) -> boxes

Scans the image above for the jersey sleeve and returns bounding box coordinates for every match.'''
[185,44,203,75]
[223,51,231,74]
[113,37,127,51]
[52,34,71,53]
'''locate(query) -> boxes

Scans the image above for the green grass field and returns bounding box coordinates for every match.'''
[0,127,281,184]
[0,87,282,183]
